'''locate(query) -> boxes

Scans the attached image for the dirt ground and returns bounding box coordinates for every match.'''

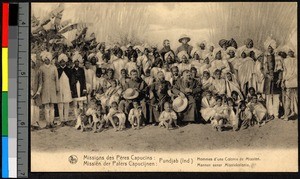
[31,117,298,152]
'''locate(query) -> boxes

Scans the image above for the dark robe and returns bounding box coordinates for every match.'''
[70,67,87,99]
[172,77,202,122]
[263,53,282,95]
[149,80,172,123]
[119,78,147,118]
[159,46,175,61]
[57,65,72,85]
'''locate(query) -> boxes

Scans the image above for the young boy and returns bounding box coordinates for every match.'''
[226,97,239,131]
[74,108,88,132]
[142,69,154,86]
[158,102,178,129]
[85,100,104,132]
[128,101,143,130]
[200,91,216,123]
[247,94,267,127]
[238,101,253,130]
[202,70,213,92]
[212,69,226,96]
[211,96,227,131]
[119,69,130,90]
[104,101,126,131]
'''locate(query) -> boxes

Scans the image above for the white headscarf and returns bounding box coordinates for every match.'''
[212,47,225,59]
[177,51,189,62]
[225,47,236,54]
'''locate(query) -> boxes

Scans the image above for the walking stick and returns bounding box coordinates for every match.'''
[271,80,274,105]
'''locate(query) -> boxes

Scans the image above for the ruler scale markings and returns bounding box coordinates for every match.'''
[17,2,29,178]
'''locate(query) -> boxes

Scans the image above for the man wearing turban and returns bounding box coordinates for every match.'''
[177,51,192,75]
[31,54,42,129]
[281,46,297,121]
[263,37,283,120]
[70,53,87,118]
[57,54,73,125]
[39,52,60,128]
[219,39,228,50]
[237,38,258,58]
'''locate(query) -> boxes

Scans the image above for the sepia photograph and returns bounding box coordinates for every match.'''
[30,2,298,172]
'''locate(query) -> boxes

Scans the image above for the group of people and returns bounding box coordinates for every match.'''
[31,33,298,132]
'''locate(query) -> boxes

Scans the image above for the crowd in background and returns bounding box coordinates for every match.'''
[30,33,298,132]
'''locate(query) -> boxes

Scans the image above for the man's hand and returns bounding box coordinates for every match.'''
[276,80,281,86]
[184,88,192,93]
[82,90,87,96]
[179,92,185,98]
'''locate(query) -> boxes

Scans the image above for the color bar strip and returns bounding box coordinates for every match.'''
[2,2,9,178]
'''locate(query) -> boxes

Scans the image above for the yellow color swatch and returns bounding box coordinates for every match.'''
[2,48,8,91]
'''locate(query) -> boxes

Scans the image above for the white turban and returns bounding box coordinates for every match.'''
[31,54,37,64]
[203,52,212,61]
[41,52,53,61]
[235,48,246,58]
[58,53,68,62]
[177,51,189,62]
[212,47,224,59]
[225,47,236,54]
[264,37,277,50]
[197,40,207,48]
[253,49,263,59]
[206,42,215,48]
[126,43,133,48]
[72,51,83,63]
[280,44,295,53]
[133,45,144,52]
[120,46,127,52]
[191,49,202,57]
[143,43,151,50]
[88,53,96,60]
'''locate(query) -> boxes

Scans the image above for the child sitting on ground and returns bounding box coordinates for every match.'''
[74,102,100,132]
[237,101,253,130]
[85,100,106,132]
[211,96,228,132]
[74,108,89,132]
[104,101,126,131]
[246,87,256,102]
[200,91,216,123]
[247,94,267,127]
[128,101,143,130]
[225,97,239,131]
[158,102,179,130]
